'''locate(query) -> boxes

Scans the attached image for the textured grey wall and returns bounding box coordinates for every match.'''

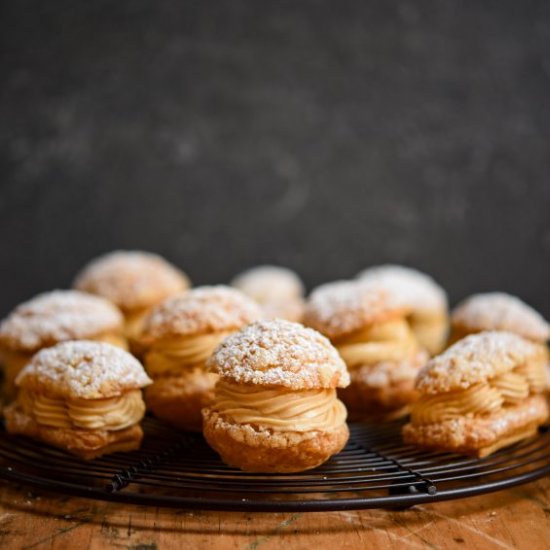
[1,1,550,316]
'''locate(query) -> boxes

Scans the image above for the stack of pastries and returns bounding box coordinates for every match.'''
[357,265,449,355]
[4,340,152,459]
[0,252,548,469]
[137,286,262,431]
[303,280,428,420]
[0,290,126,398]
[202,319,350,472]
[403,332,549,456]
[73,250,190,342]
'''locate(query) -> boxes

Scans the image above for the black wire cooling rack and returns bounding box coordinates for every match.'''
[0,417,548,512]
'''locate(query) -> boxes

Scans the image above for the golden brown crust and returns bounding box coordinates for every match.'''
[0,334,127,402]
[202,408,349,472]
[144,369,216,431]
[4,402,143,459]
[303,280,409,341]
[207,319,350,390]
[0,290,124,353]
[74,250,190,313]
[402,395,549,457]
[357,265,448,314]
[451,293,550,342]
[139,286,262,343]
[338,352,426,420]
[16,340,152,400]
[356,265,449,355]
[416,331,542,395]
[446,324,472,346]
[339,382,416,421]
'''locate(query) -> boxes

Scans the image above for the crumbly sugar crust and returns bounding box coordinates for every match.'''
[402,395,549,456]
[0,290,124,352]
[74,250,190,311]
[338,350,427,418]
[202,408,349,473]
[416,331,542,394]
[303,280,408,340]
[357,264,448,313]
[207,319,350,389]
[139,286,262,342]
[451,292,550,342]
[4,403,144,460]
[16,340,152,399]
[144,368,216,432]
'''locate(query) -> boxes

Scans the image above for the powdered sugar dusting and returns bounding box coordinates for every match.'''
[231,265,305,302]
[208,319,350,389]
[16,340,152,399]
[417,331,540,394]
[452,292,550,342]
[303,280,406,340]
[140,286,263,341]
[357,264,447,313]
[0,290,124,352]
[231,265,305,322]
[74,250,190,311]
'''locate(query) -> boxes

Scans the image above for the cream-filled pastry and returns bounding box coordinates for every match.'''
[450,292,550,345]
[357,265,449,355]
[304,280,428,420]
[0,290,125,399]
[231,265,305,322]
[202,319,350,472]
[138,286,262,431]
[73,250,190,343]
[4,340,152,459]
[450,292,550,416]
[403,332,549,457]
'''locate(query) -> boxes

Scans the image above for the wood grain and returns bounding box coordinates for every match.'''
[0,477,549,549]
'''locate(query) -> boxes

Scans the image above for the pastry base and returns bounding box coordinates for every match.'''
[202,409,349,473]
[4,402,143,460]
[145,369,216,432]
[447,324,473,347]
[339,357,425,420]
[339,380,417,421]
[402,394,549,457]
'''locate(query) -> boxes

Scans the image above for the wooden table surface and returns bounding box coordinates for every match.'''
[0,476,548,550]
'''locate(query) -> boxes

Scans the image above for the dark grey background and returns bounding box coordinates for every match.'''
[1,1,550,317]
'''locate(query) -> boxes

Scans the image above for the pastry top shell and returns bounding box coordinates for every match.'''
[207,319,350,390]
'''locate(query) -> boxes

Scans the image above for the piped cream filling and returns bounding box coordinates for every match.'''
[145,332,232,377]
[515,360,548,393]
[18,389,145,431]
[411,384,503,424]
[411,360,546,425]
[213,380,347,432]
[491,372,530,404]
[336,319,418,368]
